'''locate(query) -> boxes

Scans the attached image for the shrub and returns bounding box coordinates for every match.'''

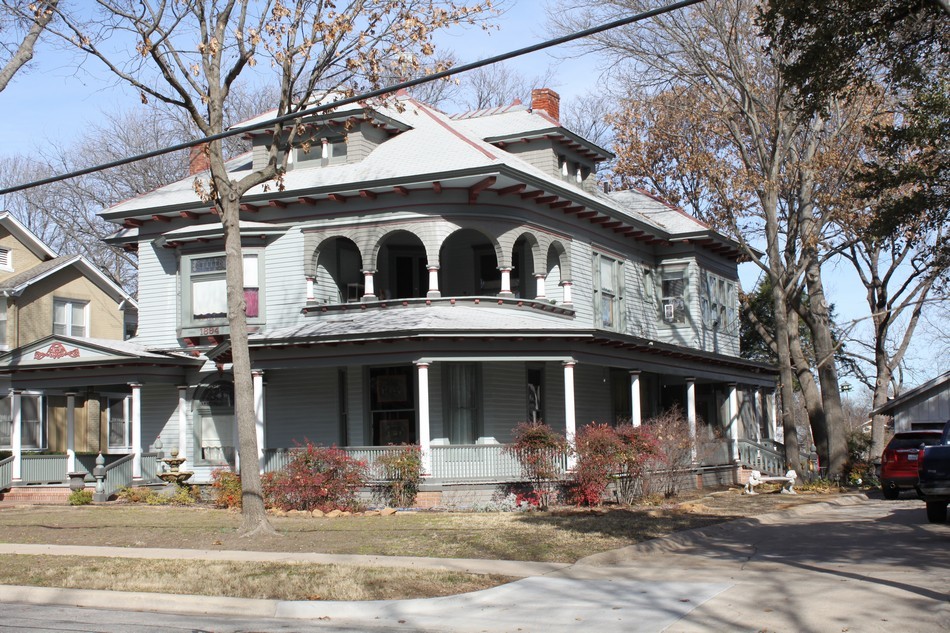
[844,430,877,486]
[643,406,694,498]
[571,423,622,506]
[262,443,367,512]
[505,421,568,509]
[614,424,663,504]
[211,468,242,509]
[165,484,201,505]
[68,489,93,505]
[117,486,158,504]
[375,445,424,508]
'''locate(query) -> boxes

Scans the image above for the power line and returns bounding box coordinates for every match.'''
[0,0,704,197]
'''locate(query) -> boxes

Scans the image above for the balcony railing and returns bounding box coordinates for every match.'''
[0,456,12,491]
[737,438,786,474]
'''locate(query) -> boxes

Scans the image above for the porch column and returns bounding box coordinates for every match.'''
[629,370,642,427]
[177,386,188,462]
[727,383,740,462]
[534,273,547,300]
[563,361,577,469]
[498,267,513,296]
[560,280,573,305]
[11,390,21,481]
[415,362,432,476]
[130,382,142,479]
[253,370,266,469]
[757,387,768,440]
[66,392,77,472]
[362,269,376,300]
[768,390,778,440]
[306,276,315,301]
[426,265,441,299]
[686,377,697,461]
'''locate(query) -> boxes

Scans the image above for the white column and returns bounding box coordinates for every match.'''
[427,265,441,298]
[416,362,432,476]
[629,370,642,427]
[499,267,513,296]
[11,390,21,480]
[130,383,142,479]
[563,361,577,469]
[177,386,188,462]
[560,280,573,305]
[756,387,768,440]
[66,392,77,472]
[362,269,376,300]
[306,276,315,301]
[534,273,547,299]
[768,390,778,440]
[728,383,740,462]
[686,377,697,462]
[253,370,265,469]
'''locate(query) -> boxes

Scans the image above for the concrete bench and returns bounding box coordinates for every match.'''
[745,469,797,495]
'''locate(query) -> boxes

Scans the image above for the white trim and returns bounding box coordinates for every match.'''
[0,211,58,260]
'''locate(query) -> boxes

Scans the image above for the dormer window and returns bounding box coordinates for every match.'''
[294,136,347,167]
[557,154,589,185]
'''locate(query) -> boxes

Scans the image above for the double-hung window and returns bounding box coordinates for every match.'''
[593,253,624,330]
[660,269,687,325]
[184,253,262,327]
[700,270,737,333]
[53,299,88,336]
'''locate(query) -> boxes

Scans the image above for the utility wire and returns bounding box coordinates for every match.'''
[0,0,705,197]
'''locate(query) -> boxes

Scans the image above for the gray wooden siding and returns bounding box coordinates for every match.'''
[542,361,566,433]
[135,243,180,346]
[348,123,388,162]
[894,385,950,431]
[574,362,612,428]
[569,240,595,325]
[266,367,340,448]
[482,362,527,442]
[346,366,366,445]
[263,228,306,330]
[141,383,180,455]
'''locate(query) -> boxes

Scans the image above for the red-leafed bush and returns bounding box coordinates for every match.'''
[262,443,367,512]
[571,423,622,506]
[505,421,568,509]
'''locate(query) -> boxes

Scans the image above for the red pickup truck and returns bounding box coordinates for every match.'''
[917,420,950,523]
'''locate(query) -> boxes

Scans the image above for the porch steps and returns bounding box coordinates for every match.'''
[0,486,72,505]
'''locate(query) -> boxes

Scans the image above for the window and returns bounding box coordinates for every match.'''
[0,394,44,449]
[295,136,347,167]
[0,247,11,272]
[660,270,687,325]
[369,366,415,445]
[183,252,262,327]
[196,381,234,465]
[443,363,480,444]
[527,366,544,423]
[107,397,129,449]
[700,270,737,333]
[54,299,88,337]
[593,253,624,330]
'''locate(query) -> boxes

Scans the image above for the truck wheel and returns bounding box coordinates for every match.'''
[926,500,948,524]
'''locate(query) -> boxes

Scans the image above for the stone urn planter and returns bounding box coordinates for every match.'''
[67,472,87,491]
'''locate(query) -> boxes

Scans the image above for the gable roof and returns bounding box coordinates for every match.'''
[0,253,136,307]
[0,335,196,371]
[872,370,950,416]
[0,211,58,260]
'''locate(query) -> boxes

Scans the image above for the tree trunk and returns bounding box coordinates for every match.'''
[219,181,276,537]
[788,312,827,466]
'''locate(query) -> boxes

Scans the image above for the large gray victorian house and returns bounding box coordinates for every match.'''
[1,89,781,501]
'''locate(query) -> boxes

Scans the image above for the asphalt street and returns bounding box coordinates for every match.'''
[0,496,947,632]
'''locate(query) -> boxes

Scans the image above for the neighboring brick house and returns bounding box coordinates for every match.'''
[1,90,780,498]
[0,211,137,477]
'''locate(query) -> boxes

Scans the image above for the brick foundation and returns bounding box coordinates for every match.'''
[0,486,72,505]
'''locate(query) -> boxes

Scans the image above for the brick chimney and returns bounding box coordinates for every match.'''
[189,143,210,175]
[531,88,560,123]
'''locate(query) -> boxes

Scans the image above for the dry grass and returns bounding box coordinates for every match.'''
[0,488,843,563]
[0,555,509,601]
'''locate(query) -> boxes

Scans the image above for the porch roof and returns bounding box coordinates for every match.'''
[0,335,201,376]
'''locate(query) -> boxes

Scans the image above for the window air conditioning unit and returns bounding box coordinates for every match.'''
[664,302,675,322]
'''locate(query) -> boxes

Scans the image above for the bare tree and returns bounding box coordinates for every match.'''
[50,0,495,537]
[0,0,57,92]
[552,0,863,473]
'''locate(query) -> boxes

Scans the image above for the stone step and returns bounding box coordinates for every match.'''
[0,486,72,505]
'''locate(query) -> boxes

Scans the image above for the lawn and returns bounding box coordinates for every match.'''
[0,487,848,600]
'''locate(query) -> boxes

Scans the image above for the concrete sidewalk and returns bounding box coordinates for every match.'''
[2,495,948,632]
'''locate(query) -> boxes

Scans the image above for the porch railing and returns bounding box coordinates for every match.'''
[262,446,410,481]
[141,453,161,483]
[0,456,12,491]
[20,454,68,484]
[737,438,786,474]
[98,453,135,500]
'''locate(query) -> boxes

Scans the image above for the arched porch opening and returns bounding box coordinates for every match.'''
[375,229,428,301]
[439,229,499,296]
[314,237,363,303]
